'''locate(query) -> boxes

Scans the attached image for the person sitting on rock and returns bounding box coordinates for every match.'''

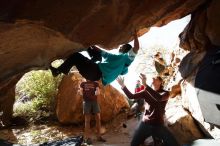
[50,30,140,86]
[154,52,166,75]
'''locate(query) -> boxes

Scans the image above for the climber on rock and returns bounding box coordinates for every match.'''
[50,30,140,86]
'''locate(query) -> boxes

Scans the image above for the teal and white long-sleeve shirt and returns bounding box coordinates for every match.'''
[98,49,136,85]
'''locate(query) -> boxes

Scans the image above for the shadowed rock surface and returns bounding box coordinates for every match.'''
[0,0,210,89]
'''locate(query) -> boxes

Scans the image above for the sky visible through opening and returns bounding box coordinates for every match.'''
[111,15,191,93]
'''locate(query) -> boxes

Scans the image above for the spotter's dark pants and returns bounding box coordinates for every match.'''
[131,121,179,146]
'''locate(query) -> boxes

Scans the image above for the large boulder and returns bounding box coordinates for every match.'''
[181,75,220,140]
[165,101,204,145]
[56,73,129,124]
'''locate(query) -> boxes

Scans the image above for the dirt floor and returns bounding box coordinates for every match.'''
[0,113,153,146]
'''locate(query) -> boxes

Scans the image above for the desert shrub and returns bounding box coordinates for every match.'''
[14,69,63,120]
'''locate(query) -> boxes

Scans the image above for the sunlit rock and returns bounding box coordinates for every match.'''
[165,101,204,145]
[56,72,129,124]
[181,71,220,140]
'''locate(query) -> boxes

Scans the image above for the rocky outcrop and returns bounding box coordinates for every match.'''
[0,21,83,90]
[181,75,220,140]
[0,0,205,48]
[177,0,220,140]
[165,100,204,145]
[179,0,220,51]
[56,73,129,124]
[0,0,207,90]
[0,75,23,127]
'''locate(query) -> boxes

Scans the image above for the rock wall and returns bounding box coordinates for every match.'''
[180,0,220,51]
[181,66,220,140]
[0,75,22,127]
[0,21,83,90]
[178,0,220,140]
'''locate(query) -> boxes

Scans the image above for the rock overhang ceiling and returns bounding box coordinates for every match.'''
[1,0,219,89]
[0,0,207,47]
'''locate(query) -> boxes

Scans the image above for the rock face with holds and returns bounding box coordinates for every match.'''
[56,72,130,124]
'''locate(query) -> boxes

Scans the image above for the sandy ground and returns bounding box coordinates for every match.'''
[0,113,150,146]
[93,117,140,146]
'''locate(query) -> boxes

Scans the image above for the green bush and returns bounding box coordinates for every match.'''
[14,69,63,119]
